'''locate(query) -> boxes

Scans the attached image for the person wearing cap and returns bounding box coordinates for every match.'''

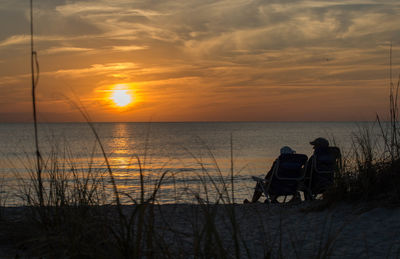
[304,137,331,200]
[310,137,329,149]
[244,146,296,203]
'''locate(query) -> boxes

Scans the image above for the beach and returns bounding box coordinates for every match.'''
[1,202,399,258]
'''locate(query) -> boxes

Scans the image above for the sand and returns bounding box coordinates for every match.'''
[146,202,400,258]
[0,202,399,258]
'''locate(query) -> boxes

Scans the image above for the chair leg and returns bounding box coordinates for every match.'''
[304,190,314,201]
[251,190,263,203]
[289,192,302,203]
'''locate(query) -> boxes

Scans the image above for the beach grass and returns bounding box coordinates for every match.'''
[318,68,400,208]
[0,176,6,220]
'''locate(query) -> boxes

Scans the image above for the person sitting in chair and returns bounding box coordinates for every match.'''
[244,146,296,203]
[303,137,341,200]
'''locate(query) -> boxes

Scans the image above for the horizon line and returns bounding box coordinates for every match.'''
[0,120,381,124]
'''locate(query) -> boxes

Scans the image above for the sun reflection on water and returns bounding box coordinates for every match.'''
[110,123,131,155]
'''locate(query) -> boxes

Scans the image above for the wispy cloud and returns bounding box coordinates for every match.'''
[55,3,121,16]
[0,35,27,47]
[51,62,138,78]
[112,45,148,52]
[44,46,93,54]
[0,34,87,48]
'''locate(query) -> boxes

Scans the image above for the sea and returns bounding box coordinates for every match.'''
[0,122,385,206]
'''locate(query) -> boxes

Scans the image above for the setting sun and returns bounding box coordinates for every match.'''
[111,90,133,107]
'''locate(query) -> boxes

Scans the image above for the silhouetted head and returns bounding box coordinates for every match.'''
[310,137,329,149]
[280,146,295,154]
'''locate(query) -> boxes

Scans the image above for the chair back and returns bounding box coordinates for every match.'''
[269,154,308,195]
[310,146,341,194]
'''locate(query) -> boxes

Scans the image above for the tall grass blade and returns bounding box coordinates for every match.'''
[30,0,43,207]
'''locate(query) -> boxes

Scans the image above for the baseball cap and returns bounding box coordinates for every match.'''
[310,137,329,147]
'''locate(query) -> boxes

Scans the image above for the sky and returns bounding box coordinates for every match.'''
[0,0,399,122]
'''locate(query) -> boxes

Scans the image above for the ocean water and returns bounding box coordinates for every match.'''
[0,122,383,205]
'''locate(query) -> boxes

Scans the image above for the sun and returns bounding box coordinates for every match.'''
[111,89,132,107]
[106,83,137,108]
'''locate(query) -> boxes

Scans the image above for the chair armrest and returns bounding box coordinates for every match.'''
[252,176,264,182]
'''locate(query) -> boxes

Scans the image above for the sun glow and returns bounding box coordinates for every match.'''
[102,83,138,109]
[111,90,132,107]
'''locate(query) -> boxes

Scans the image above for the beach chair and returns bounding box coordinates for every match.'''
[303,147,341,200]
[253,153,308,203]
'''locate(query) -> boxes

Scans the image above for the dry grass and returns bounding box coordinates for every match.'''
[321,62,400,207]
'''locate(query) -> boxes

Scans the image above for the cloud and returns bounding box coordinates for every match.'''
[44,46,93,54]
[0,75,29,86]
[112,45,148,52]
[55,3,121,16]
[0,35,27,47]
[0,34,83,48]
[50,62,138,78]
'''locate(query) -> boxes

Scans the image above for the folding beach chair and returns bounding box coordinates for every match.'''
[252,153,308,203]
[303,146,341,200]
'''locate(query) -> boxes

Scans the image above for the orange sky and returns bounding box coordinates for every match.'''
[0,0,399,122]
